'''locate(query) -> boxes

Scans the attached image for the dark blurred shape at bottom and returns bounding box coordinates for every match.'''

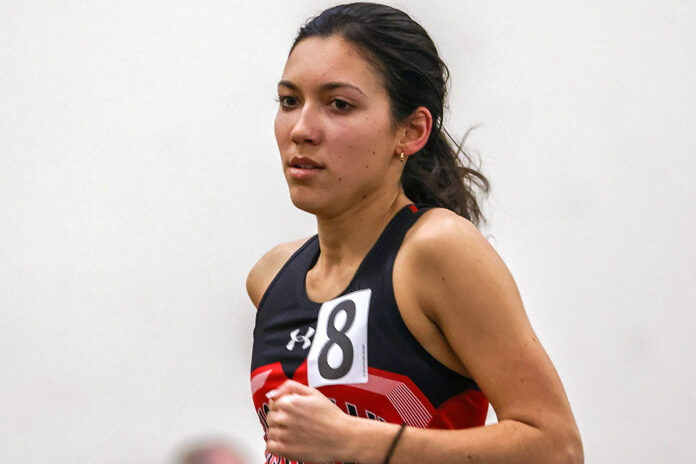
[175,439,246,464]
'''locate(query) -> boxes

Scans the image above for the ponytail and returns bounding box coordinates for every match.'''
[402,128,489,226]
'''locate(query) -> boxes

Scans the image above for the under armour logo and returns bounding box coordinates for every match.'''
[286,327,315,351]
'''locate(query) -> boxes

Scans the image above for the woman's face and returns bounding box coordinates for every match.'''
[274,35,404,216]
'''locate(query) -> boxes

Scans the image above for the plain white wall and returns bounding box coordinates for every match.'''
[2,1,695,462]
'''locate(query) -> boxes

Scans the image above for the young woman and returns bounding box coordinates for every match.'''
[247,3,582,464]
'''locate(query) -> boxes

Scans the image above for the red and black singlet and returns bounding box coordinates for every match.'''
[250,205,488,463]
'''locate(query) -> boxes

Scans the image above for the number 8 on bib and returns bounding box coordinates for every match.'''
[307,289,371,388]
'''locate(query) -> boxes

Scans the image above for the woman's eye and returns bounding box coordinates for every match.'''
[278,95,299,109]
[330,99,352,112]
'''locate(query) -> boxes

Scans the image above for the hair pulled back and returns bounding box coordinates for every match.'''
[292,2,490,225]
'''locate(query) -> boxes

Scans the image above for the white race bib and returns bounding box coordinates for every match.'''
[307,289,371,388]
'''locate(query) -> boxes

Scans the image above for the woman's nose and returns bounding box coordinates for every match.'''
[290,104,321,145]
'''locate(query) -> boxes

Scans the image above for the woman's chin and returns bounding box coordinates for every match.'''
[289,193,324,215]
[289,192,342,217]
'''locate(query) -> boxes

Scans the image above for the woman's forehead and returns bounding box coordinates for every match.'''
[281,36,384,96]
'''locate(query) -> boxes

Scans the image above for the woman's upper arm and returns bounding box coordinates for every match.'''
[407,210,579,440]
[246,238,308,308]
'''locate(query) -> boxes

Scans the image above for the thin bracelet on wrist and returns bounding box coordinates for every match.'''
[383,423,407,464]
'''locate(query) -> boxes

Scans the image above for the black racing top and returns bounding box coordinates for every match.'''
[251,204,488,464]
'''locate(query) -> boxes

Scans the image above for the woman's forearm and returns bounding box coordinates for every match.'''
[342,416,583,464]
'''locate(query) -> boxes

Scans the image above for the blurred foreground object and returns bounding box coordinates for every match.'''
[176,440,246,464]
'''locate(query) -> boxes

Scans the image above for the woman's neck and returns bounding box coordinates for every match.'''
[313,190,412,272]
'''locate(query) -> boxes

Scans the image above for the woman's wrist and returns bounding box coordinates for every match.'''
[339,415,405,464]
[383,424,407,464]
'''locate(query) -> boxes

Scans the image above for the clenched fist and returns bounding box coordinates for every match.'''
[265,380,355,463]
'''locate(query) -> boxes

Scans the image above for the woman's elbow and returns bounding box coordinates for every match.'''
[551,426,584,464]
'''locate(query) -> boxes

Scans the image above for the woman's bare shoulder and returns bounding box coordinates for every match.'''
[400,207,506,314]
[246,237,311,309]
[405,207,486,251]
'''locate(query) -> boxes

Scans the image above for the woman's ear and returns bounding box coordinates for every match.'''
[397,106,433,158]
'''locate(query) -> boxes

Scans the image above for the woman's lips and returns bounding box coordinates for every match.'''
[287,165,324,179]
[287,155,324,180]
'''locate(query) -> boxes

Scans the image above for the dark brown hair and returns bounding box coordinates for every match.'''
[292,2,490,225]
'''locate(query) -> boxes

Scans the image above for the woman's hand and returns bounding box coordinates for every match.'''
[265,380,354,463]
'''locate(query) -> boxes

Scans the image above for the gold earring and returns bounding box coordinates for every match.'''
[400,152,405,163]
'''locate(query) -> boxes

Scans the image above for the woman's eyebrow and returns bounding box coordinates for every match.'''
[278,80,299,91]
[277,80,366,96]
[320,81,367,96]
